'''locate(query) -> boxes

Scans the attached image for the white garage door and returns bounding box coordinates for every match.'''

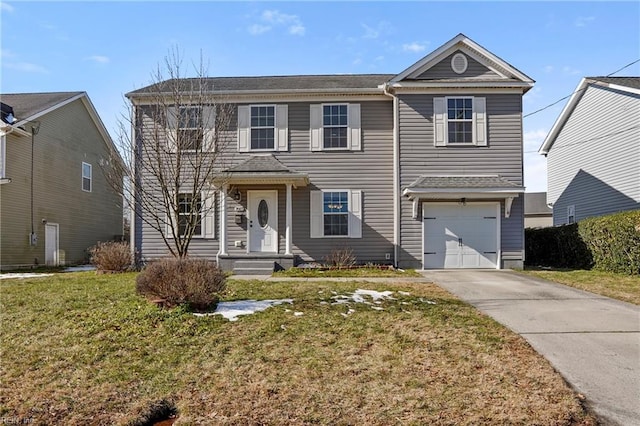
[423,203,499,269]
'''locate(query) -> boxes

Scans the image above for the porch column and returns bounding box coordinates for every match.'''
[218,185,228,256]
[285,183,292,255]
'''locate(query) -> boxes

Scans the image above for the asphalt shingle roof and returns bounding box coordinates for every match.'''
[407,175,522,190]
[524,192,552,215]
[227,155,296,173]
[127,74,395,96]
[587,77,640,90]
[0,92,84,122]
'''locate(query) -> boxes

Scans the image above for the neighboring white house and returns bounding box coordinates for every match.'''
[539,77,640,225]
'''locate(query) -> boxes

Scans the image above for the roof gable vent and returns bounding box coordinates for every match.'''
[451,53,468,74]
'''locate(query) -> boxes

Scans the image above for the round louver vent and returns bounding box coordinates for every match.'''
[451,53,468,74]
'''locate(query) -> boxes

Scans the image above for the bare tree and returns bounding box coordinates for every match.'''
[102,48,233,258]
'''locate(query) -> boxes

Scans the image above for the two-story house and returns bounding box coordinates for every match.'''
[127,34,534,272]
[0,92,124,269]
[539,77,640,225]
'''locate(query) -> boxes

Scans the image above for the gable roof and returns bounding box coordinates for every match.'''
[538,76,640,154]
[0,92,84,124]
[0,91,124,167]
[387,33,534,91]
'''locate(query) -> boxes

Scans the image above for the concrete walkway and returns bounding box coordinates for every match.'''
[424,269,640,426]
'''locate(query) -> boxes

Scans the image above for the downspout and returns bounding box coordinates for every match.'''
[382,83,400,268]
[129,105,136,261]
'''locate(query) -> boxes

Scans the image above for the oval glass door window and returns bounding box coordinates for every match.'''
[258,199,269,228]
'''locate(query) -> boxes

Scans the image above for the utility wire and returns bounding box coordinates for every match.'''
[523,125,640,154]
[523,58,640,119]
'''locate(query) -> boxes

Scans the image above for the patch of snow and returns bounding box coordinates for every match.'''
[371,306,384,311]
[294,312,304,317]
[0,273,54,280]
[194,299,293,322]
[65,265,96,272]
[332,289,395,305]
[341,308,356,318]
[399,291,411,296]
[419,298,437,305]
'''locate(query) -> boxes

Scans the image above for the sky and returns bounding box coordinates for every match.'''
[1,1,639,193]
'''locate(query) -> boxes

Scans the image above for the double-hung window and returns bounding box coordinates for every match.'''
[447,98,473,143]
[82,162,92,192]
[433,96,487,146]
[310,189,362,238]
[250,105,275,150]
[177,106,203,151]
[567,205,575,224]
[177,193,202,237]
[323,105,348,149]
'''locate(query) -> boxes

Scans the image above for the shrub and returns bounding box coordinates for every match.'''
[136,258,226,310]
[578,210,640,275]
[525,224,592,269]
[89,241,133,272]
[323,247,356,268]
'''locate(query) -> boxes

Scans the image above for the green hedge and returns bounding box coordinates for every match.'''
[525,210,640,275]
[578,210,640,275]
[525,224,592,269]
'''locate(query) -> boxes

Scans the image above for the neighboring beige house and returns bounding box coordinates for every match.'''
[0,92,123,269]
[524,192,552,228]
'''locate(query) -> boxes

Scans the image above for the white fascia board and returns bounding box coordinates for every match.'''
[403,187,524,199]
[13,92,85,128]
[605,83,640,96]
[538,78,588,155]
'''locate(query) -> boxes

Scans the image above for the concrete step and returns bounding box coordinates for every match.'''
[233,260,275,275]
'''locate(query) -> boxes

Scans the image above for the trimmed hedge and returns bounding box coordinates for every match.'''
[578,210,640,275]
[525,224,592,270]
[525,210,640,275]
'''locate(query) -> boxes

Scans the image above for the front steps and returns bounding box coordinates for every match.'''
[232,260,275,275]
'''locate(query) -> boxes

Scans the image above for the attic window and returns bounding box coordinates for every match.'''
[451,53,468,74]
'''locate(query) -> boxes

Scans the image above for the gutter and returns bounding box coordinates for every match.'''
[381,83,400,268]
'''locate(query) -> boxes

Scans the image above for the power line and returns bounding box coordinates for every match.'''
[523,58,640,119]
[523,125,640,154]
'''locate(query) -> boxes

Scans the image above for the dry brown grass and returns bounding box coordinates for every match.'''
[0,274,596,425]
[521,268,640,305]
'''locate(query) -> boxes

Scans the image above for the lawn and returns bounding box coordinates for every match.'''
[0,272,595,425]
[520,268,640,305]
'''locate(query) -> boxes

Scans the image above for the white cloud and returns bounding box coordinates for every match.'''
[0,48,14,58]
[362,23,380,39]
[4,62,48,73]
[575,16,595,27]
[86,55,110,64]
[361,21,393,40]
[523,128,548,152]
[1,2,14,13]
[543,65,554,73]
[403,42,427,53]
[375,55,384,62]
[248,24,271,35]
[249,10,305,36]
[562,66,581,76]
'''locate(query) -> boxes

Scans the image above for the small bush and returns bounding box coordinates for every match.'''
[136,258,226,310]
[578,210,640,275]
[323,247,356,268]
[89,241,133,272]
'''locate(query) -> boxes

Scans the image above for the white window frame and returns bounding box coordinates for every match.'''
[310,189,362,239]
[82,162,92,192]
[250,104,276,151]
[177,192,204,238]
[322,104,349,150]
[0,134,6,180]
[322,190,350,236]
[567,205,576,224]
[433,96,487,147]
[177,106,203,152]
[310,103,361,152]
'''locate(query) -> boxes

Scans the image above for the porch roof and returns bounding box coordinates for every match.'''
[220,155,309,187]
[403,175,524,200]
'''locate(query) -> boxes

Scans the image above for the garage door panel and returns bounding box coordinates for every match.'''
[423,203,499,269]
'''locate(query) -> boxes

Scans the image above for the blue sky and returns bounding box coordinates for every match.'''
[1,1,639,192]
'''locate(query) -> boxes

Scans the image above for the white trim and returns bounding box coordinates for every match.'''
[177,191,205,239]
[321,103,349,150]
[0,134,6,180]
[285,183,292,255]
[218,185,228,256]
[248,104,277,152]
[390,33,534,84]
[310,189,362,239]
[451,52,468,74]
[82,162,92,192]
[388,82,532,92]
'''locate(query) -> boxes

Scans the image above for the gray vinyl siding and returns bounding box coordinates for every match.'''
[415,51,501,80]
[137,100,395,264]
[547,84,640,225]
[0,99,123,268]
[397,93,524,268]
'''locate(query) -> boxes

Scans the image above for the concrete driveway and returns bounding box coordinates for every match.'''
[424,270,640,426]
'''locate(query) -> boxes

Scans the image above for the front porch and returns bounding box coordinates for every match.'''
[215,155,309,273]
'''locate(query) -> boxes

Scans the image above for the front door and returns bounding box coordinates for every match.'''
[248,190,278,253]
[45,223,59,266]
